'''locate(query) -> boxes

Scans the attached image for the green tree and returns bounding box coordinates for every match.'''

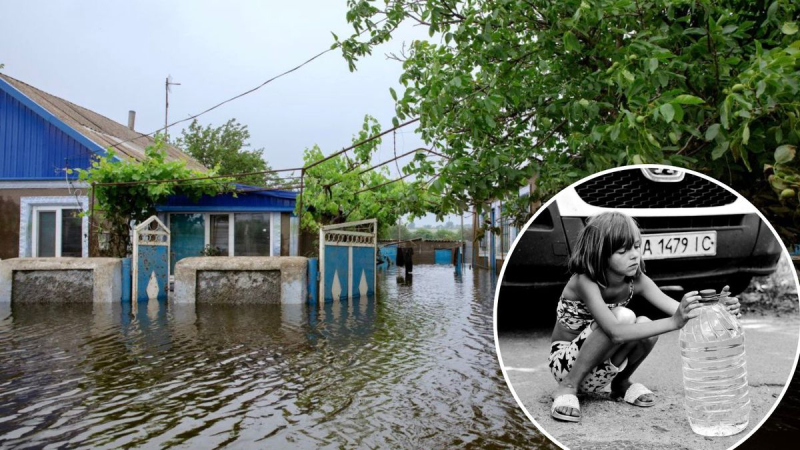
[434,228,461,240]
[176,119,278,187]
[412,228,435,240]
[299,115,434,234]
[380,223,414,240]
[339,0,800,242]
[78,136,230,257]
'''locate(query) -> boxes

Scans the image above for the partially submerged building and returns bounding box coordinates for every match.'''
[0,73,299,266]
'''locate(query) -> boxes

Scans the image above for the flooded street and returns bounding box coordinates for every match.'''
[0,265,549,449]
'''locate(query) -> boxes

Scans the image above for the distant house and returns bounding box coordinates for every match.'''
[473,180,539,274]
[0,73,299,263]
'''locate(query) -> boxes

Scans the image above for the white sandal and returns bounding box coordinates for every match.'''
[551,394,581,422]
[612,382,655,407]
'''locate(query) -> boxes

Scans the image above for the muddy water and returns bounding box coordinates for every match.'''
[0,265,552,448]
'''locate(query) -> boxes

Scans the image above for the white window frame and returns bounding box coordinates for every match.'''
[19,196,89,258]
[32,205,82,257]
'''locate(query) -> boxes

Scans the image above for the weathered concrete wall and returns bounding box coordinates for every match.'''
[12,270,93,303]
[196,270,281,304]
[174,257,307,304]
[0,258,122,303]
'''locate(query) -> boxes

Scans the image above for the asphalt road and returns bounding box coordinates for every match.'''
[497,314,800,450]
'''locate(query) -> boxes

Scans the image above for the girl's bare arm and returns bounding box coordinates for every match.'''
[575,274,701,344]
[635,274,681,315]
[636,274,742,316]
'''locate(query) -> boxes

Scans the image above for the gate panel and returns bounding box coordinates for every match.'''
[320,219,377,302]
[323,246,349,301]
[352,247,375,297]
[133,216,170,302]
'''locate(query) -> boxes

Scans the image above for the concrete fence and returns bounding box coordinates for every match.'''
[173,257,308,304]
[0,258,122,303]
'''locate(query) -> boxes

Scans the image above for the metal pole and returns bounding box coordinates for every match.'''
[89,183,96,256]
[164,77,169,141]
[460,210,465,270]
[298,169,305,255]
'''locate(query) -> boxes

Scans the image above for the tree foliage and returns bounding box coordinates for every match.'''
[78,136,230,257]
[176,119,277,187]
[380,222,467,241]
[299,116,436,234]
[339,0,800,242]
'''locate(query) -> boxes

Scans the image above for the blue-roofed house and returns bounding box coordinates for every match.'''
[156,186,299,273]
[0,73,300,263]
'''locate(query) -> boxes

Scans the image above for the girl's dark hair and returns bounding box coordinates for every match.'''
[568,211,644,288]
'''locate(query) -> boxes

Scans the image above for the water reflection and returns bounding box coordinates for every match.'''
[0,266,548,448]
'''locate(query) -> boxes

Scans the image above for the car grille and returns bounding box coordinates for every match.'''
[575,170,737,208]
[634,215,745,231]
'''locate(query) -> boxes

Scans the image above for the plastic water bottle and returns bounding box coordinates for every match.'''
[679,289,750,436]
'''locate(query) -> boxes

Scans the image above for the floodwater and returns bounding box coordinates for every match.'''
[0,265,551,449]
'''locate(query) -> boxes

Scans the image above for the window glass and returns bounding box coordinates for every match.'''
[37,211,56,257]
[234,213,270,256]
[61,209,82,257]
[210,214,230,255]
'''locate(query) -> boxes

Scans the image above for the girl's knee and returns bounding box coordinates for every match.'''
[612,307,636,324]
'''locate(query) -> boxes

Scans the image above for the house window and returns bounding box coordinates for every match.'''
[33,207,82,257]
[209,214,231,255]
[234,213,270,256]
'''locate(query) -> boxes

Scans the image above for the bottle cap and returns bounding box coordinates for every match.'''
[698,289,718,302]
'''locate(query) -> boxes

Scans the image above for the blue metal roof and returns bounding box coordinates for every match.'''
[0,76,117,180]
[156,186,297,213]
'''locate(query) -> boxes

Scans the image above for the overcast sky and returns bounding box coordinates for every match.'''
[1,1,455,225]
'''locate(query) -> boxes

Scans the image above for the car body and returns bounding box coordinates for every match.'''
[498,167,783,327]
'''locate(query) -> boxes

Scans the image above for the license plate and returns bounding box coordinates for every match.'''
[641,231,717,260]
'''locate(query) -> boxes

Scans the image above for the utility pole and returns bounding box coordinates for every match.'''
[164,75,181,142]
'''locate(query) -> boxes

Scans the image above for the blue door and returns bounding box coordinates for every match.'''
[435,249,453,265]
[170,213,205,273]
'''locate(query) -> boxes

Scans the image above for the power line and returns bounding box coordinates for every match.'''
[303,117,420,170]
[107,48,336,151]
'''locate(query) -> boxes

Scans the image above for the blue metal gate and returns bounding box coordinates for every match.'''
[132,216,170,303]
[320,219,377,302]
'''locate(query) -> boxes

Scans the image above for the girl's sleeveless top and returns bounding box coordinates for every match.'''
[556,280,634,331]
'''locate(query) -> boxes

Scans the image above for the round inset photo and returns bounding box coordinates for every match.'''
[494,165,800,450]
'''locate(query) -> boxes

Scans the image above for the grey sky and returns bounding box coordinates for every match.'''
[1,1,458,224]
